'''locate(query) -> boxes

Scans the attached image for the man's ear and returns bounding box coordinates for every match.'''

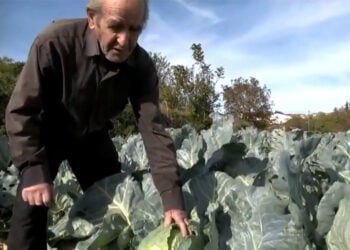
[87,9,97,29]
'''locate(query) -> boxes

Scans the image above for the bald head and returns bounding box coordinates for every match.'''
[87,0,149,27]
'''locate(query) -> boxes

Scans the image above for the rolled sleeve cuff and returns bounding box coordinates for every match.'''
[160,187,184,212]
[20,164,52,188]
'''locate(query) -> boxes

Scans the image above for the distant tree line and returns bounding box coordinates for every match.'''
[284,106,350,133]
[1,44,348,137]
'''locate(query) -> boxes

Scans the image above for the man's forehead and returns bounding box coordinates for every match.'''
[101,0,145,13]
[101,0,145,24]
[104,15,144,29]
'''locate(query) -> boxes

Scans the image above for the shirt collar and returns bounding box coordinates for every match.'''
[84,26,100,57]
[84,24,137,67]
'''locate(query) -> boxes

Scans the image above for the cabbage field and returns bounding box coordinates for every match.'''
[1,113,350,249]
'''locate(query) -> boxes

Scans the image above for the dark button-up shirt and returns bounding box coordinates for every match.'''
[5,18,183,211]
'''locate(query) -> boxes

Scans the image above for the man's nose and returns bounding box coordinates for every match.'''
[117,30,130,48]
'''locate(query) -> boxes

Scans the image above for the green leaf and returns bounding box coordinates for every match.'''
[137,224,205,250]
[68,173,142,247]
[130,174,163,246]
[326,198,350,249]
[176,128,204,169]
[120,134,149,173]
[201,113,234,164]
[215,172,305,250]
[137,224,172,250]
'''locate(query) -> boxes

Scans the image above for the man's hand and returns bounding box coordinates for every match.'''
[164,209,191,237]
[22,183,54,207]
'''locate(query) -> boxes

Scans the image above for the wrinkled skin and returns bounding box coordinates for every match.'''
[87,0,144,63]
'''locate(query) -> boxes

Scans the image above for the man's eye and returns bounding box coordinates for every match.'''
[109,24,123,32]
[130,26,142,33]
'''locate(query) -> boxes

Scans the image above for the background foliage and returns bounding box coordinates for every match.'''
[0,43,349,137]
[0,57,25,135]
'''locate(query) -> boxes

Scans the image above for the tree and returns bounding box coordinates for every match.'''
[344,101,349,112]
[109,103,137,138]
[312,111,350,132]
[151,43,224,131]
[223,77,273,129]
[149,52,172,88]
[150,52,189,127]
[284,115,308,131]
[0,57,25,135]
[189,43,223,129]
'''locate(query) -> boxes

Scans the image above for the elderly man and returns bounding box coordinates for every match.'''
[5,0,190,248]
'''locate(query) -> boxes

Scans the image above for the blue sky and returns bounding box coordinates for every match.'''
[1,0,349,114]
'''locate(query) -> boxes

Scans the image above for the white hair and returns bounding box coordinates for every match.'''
[86,0,149,26]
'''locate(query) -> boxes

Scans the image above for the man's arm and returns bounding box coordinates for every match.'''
[6,38,53,205]
[130,71,184,211]
[129,48,190,236]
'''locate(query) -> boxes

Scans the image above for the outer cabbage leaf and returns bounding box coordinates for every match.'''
[312,132,350,183]
[68,173,143,248]
[119,134,149,173]
[236,127,271,159]
[315,182,350,246]
[0,165,18,240]
[48,162,83,246]
[316,182,346,236]
[0,165,18,208]
[215,172,306,250]
[130,174,163,246]
[166,124,197,150]
[201,113,233,164]
[326,198,350,249]
[137,224,204,250]
[176,127,204,170]
[112,135,126,153]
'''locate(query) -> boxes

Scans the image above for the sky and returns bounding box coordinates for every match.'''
[1,0,349,114]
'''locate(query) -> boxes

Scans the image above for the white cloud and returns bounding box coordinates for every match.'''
[272,85,350,114]
[212,40,350,113]
[142,33,161,43]
[283,0,350,29]
[229,0,350,45]
[231,41,350,86]
[173,0,222,24]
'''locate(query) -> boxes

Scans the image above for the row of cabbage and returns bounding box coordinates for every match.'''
[1,113,350,249]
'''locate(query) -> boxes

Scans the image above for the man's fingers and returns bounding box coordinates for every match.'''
[22,189,35,206]
[34,191,43,206]
[165,210,191,237]
[173,215,191,237]
[184,218,192,235]
[43,185,54,207]
[21,183,53,206]
[22,189,28,202]
[164,211,172,228]
[175,218,189,237]
[27,193,35,206]
[42,191,50,207]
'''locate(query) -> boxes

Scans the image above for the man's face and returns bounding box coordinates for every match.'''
[88,0,145,63]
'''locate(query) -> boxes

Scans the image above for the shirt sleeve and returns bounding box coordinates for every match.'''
[129,52,184,212]
[5,38,52,187]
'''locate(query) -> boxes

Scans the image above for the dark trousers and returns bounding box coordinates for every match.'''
[7,130,121,250]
